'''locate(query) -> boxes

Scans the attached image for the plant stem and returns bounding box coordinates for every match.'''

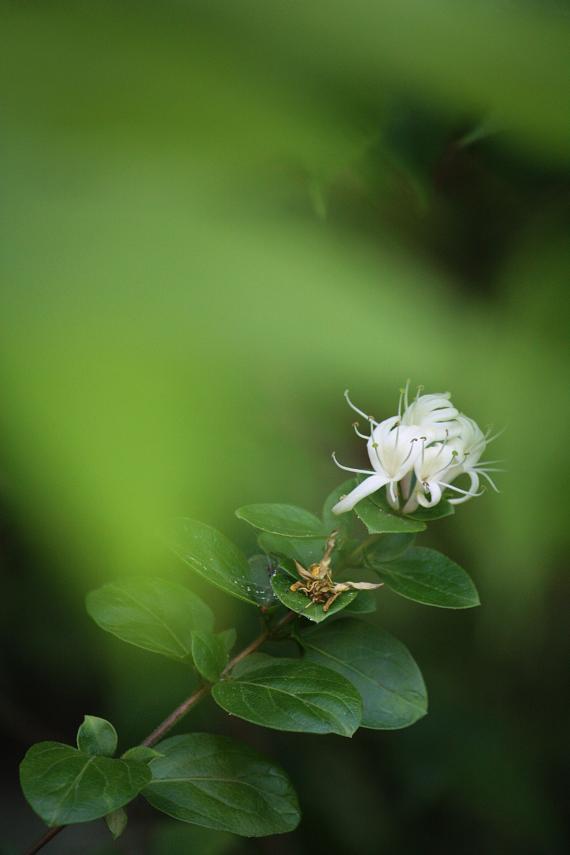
[23,609,297,854]
[141,683,211,747]
[23,827,63,855]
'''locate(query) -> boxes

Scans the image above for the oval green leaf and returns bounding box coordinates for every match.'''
[122,746,162,764]
[191,630,229,683]
[212,657,362,736]
[363,533,416,565]
[343,590,377,615]
[236,504,328,538]
[106,807,128,840]
[374,546,480,608]
[354,496,426,534]
[86,578,214,661]
[218,627,237,655]
[298,618,427,730]
[271,570,357,623]
[169,518,262,605]
[20,742,151,826]
[246,554,278,605]
[143,734,300,837]
[258,532,327,571]
[76,715,117,757]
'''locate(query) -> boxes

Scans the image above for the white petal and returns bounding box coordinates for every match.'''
[417,481,442,508]
[332,474,388,515]
[343,581,384,590]
[447,471,481,504]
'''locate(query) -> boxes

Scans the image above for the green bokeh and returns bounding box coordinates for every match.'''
[1,1,568,853]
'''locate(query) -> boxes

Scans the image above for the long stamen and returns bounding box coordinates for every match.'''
[399,437,418,469]
[344,390,378,425]
[485,426,507,445]
[431,459,454,478]
[439,481,484,497]
[331,452,377,476]
[352,422,369,440]
[371,441,387,472]
[477,470,500,492]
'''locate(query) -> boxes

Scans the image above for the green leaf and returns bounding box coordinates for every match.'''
[343,590,377,615]
[246,554,278,605]
[168,518,262,606]
[191,631,229,683]
[374,547,480,608]
[122,746,162,764]
[218,627,237,655]
[106,807,128,840]
[363,533,416,565]
[271,570,357,623]
[143,734,300,837]
[406,500,455,521]
[322,479,357,539]
[258,532,326,570]
[369,491,454,523]
[229,652,275,677]
[298,618,427,730]
[76,715,117,757]
[20,742,151,826]
[212,657,361,736]
[354,497,426,534]
[86,578,213,662]
[236,503,328,538]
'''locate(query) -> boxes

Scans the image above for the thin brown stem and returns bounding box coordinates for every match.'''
[142,683,211,747]
[23,609,298,854]
[221,611,295,673]
[23,826,63,855]
[222,629,269,674]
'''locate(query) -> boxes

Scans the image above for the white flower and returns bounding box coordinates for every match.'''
[407,442,457,509]
[443,415,502,504]
[401,387,460,442]
[331,396,421,514]
[331,386,500,515]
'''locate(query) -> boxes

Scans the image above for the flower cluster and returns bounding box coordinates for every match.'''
[332,385,501,516]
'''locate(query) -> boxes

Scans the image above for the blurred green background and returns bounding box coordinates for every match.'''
[1,1,569,853]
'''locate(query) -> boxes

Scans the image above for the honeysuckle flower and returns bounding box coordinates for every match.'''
[401,387,460,442]
[332,395,422,514]
[443,415,502,504]
[331,386,500,515]
[406,442,457,510]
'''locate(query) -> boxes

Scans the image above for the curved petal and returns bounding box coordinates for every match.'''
[417,481,442,508]
[387,480,400,508]
[332,474,388,515]
[447,471,480,505]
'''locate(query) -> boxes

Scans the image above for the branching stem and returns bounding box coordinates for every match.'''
[23,609,297,855]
